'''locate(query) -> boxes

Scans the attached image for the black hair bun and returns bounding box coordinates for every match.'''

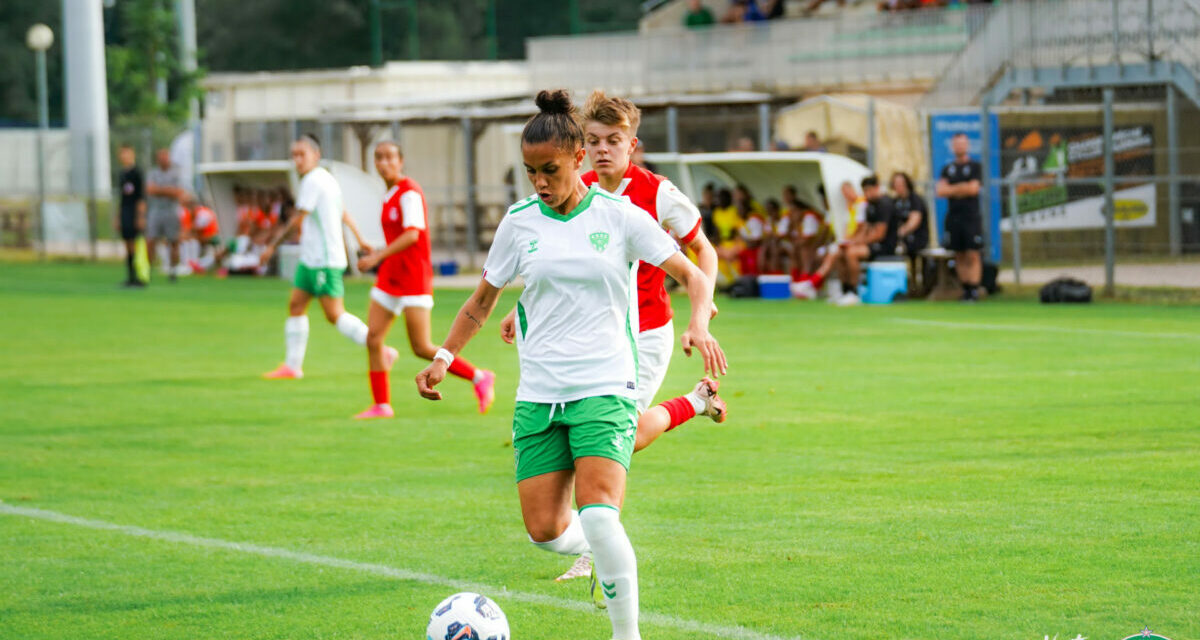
[535,89,574,115]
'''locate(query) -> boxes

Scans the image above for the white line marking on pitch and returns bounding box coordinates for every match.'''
[892,318,1199,340]
[0,503,806,640]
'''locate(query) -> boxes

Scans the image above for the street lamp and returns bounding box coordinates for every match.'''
[27,23,53,258]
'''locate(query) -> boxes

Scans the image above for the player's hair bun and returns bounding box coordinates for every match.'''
[522,89,584,151]
[535,89,575,116]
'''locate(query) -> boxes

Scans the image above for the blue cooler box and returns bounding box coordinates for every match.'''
[437,261,459,276]
[863,262,908,304]
[757,274,791,300]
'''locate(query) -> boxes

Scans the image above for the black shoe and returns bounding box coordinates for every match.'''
[123,280,146,288]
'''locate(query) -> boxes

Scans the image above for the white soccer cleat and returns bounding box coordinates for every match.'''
[835,292,861,307]
[791,280,817,300]
[383,346,399,371]
[693,377,728,423]
[555,553,592,582]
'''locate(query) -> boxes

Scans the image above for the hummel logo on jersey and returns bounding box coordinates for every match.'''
[528,239,539,253]
[589,232,610,253]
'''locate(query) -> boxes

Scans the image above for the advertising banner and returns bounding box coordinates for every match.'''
[999,124,1156,232]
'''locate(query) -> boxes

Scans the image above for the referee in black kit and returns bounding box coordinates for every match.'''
[936,132,984,302]
[115,144,146,288]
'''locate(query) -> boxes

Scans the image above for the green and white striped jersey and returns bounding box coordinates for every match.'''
[484,186,678,403]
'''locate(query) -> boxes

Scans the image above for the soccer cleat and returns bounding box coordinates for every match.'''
[262,363,303,379]
[791,279,817,300]
[354,403,394,419]
[694,377,728,423]
[474,370,496,414]
[589,565,607,610]
[188,259,204,274]
[555,553,592,582]
[835,292,861,307]
[383,346,399,371]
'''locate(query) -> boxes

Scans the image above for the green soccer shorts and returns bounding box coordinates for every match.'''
[512,395,638,482]
[293,263,345,298]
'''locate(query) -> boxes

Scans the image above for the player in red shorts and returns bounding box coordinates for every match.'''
[353,141,496,419]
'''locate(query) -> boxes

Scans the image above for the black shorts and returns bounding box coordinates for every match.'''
[868,243,897,262]
[119,214,139,241]
[945,212,983,252]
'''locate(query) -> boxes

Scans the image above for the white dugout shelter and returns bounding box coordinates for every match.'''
[644,151,875,240]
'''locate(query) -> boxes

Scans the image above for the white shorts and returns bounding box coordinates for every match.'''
[636,322,675,413]
[370,287,434,315]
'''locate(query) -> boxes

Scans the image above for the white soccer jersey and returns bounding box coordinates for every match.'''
[294,166,347,269]
[483,186,679,404]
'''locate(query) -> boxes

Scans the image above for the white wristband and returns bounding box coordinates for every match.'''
[433,348,455,366]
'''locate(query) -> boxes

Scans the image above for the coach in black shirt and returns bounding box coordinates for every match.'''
[936,133,984,301]
[115,144,145,287]
[830,175,898,305]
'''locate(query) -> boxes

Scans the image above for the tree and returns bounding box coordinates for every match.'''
[105,0,203,131]
[0,2,64,126]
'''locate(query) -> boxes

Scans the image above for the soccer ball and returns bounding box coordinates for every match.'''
[426,592,510,640]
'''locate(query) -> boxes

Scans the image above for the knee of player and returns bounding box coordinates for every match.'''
[366,330,387,350]
[525,520,568,544]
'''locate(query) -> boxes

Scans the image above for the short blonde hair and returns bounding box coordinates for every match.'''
[581,90,641,136]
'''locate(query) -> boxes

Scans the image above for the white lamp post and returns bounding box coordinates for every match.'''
[27,23,54,258]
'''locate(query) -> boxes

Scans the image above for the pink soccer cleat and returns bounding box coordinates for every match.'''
[694,377,727,423]
[473,370,496,414]
[354,403,394,419]
[382,346,399,371]
[262,363,303,379]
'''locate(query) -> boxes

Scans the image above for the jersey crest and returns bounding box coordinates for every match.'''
[589,231,610,253]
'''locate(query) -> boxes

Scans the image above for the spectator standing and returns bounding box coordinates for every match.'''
[145,148,186,282]
[935,132,984,301]
[115,144,145,288]
[684,0,716,27]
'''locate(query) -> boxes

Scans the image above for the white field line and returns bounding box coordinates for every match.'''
[0,503,806,640]
[891,318,1199,340]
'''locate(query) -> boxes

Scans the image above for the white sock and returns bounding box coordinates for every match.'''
[580,505,640,640]
[685,390,706,414]
[284,315,309,371]
[335,312,368,346]
[530,510,590,556]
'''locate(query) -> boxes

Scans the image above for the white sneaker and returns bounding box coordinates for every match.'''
[835,292,861,307]
[791,280,817,300]
[555,553,592,582]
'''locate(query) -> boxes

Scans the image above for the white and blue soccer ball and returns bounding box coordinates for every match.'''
[426,592,510,640]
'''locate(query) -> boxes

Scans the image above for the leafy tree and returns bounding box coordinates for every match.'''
[0,2,64,125]
[106,0,203,132]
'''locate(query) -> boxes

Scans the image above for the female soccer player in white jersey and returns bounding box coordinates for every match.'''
[353,141,495,419]
[503,90,729,582]
[416,90,726,640]
[260,134,388,379]
[503,91,726,447]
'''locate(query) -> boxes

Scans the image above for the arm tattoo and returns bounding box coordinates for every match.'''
[464,311,483,328]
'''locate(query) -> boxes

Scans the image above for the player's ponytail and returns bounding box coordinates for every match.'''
[522,89,583,151]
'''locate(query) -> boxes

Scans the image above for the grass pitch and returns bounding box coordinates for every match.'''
[1,261,1197,640]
